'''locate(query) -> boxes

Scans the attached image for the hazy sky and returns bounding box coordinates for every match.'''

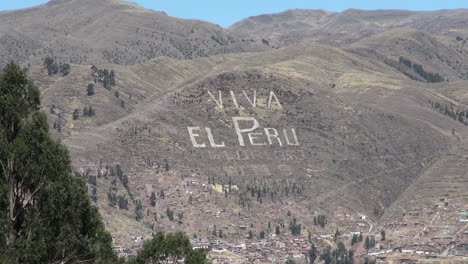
[1,0,468,27]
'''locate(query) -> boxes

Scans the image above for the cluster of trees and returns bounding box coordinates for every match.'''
[0,62,208,263]
[351,233,363,245]
[364,236,376,250]
[116,164,129,189]
[289,217,302,236]
[131,232,207,264]
[242,181,304,205]
[399,56,444,83]
[83,106,96,117]
[90,66,126,108]
[91,65,116,89]
[314,215,327,228]
[431,100,468,126]
[43,56,71,76]
[105,164,132,210]
[320,242,354,264]
[74,107,96,120]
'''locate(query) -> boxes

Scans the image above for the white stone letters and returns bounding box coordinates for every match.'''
[187,90,296,148]
[189,117,298,148]
[207,90,281,109]
[232,117,259,146]
[187,127,206,148]
[206,127,225,148]
[268,91,282,108]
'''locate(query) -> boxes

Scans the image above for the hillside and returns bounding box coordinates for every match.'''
[347,28,468,82]
[27,42,455,246]
[0,0,268,67]
[229,8,468,48]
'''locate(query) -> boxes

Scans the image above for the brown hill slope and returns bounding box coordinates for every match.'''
[229,8,468,48]
[0,0,268,67]
[347,28,468,82]
[31,42,456,239]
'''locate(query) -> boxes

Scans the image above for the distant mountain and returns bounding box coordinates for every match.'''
[229,8,468,47]
[347,28,468,81]
[0,0,269,66]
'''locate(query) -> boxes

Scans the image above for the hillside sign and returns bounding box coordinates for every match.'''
[187,90,299,148]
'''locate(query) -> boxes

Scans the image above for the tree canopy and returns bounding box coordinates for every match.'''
[0,62,118,263]
[132,232,208,264]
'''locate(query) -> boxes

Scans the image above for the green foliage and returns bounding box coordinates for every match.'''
[399,56,444,83]
[43,57,70,76]
[91,66,115,89]
[60,63,71,76]
[365,236,376,250]
[289,217,301,236]
[150,191,157,207]
[118,195,128,210]
[135,232,208,264]
[73,109,79,120]
[87,175,97,186]
[83,106,96,117]
[87,83,95,96]
[308,243,317,264]
[320,243,354,264]
[363,258,376,264]
[431,101,468,126]
[108,187,117,207]
[0,62,117,263]
[166,207,174,221]
[316,215,327,228]
[92,186,98,203]
[135,200,143,221]
[109,70,116,86]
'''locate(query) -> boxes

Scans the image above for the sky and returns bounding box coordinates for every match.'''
[1,0,468,28]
